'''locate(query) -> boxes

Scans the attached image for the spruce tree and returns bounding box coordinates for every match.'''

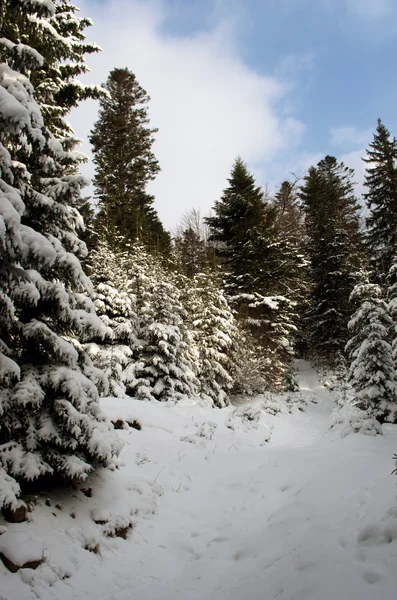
[300,156,364,364]
[89,68,170,254]
[272,179,309,351]
[127,273,199,402]
[173,208,214,278]
[364,119,397,285]
[1,0,104,137]
[347,283,397,423]
[206,158,299,387]
[185,274,238,407]
[0,1,121,508]
[85,239,139,397]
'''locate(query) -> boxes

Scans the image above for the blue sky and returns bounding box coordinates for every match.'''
[72,0,397,229]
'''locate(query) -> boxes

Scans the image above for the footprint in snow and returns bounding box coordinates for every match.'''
[362,569,384,585]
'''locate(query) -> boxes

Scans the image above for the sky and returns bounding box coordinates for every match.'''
[70,0,397,230]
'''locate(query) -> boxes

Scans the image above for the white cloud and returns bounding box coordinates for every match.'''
[330,126,372,148]
[69,0,305,229]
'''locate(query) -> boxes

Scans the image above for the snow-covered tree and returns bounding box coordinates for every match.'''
[387,254,397,373]
[0,1,121,508]
[206,158,300,387]
[1,0,104,137]
[300,156,364,364]
[364,119,397,285]
[84,239,138,397]
[89,67,170,254]
[186,274,238,407]
[346,283,397,423]
[127,270,199,402]
[173,208,214,278]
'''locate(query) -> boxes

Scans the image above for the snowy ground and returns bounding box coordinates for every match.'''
[1,360,397,600]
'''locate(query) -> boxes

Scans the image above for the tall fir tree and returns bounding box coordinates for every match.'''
[206,159,299,387]
[364,119,397,285]
[0,0,121,509]
[89,67,170,255]
[300,156,364,364]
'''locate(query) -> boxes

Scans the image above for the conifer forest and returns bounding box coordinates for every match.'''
[1,2,397,599]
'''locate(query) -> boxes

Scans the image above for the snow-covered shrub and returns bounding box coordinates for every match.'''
[230,331,269,397]
[329,392,382,437]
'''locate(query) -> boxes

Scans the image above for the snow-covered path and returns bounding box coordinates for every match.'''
[123,361,397,600]
[2,361,397,600]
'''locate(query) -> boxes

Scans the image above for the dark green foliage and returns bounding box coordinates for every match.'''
[300,156,364,364]
[364,119,397,285]
[89,67,170,255]
[206,158,276,294]
[173,209,215,278]
[206,159,299,387]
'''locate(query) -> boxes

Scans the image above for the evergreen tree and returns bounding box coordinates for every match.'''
[206,158,275,294]
[206,158,299,387]
[185,274,238,407]
[75,195,97,252]
[273,180,303,239]
[364,119,397,285]
[347,283,397,423]
[127,272,199,402]
[0,0,104,137]
[173,208,215,278]
[0,1,121,508]
[84,239,139,397]
[300,156,364,364]
[387,254,397,375]
[174,226,208,278]
[272,179,309,352]
[89,67,170,254]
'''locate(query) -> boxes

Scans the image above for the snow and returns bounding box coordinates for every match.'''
[1,360,397,599]
[0,531,45,567]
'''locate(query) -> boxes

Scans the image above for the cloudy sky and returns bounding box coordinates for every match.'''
[70,0,397,230]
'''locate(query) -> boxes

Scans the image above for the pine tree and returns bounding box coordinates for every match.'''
[364,119,397,285]
[347,283,397,423]
[300,156,364,364]
[206,158,299,387]
[1,0,104,137]
[185,274,238,407]
[206,158,275,293]
[0,1,121,508]
[84,239,138,397]
[127,271,199,402]
[272,179,309,353]
[89,67,170,254]
[387,254,397,377]
[173,208,215,278]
